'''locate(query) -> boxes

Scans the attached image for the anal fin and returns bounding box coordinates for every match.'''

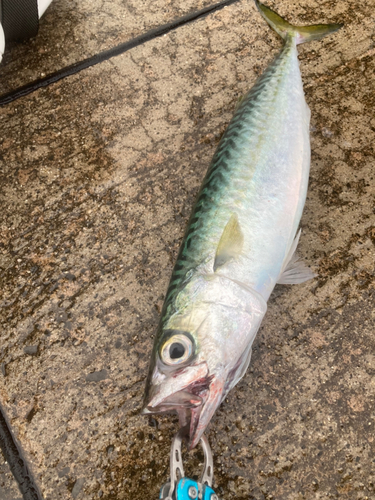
[278,230,316,285]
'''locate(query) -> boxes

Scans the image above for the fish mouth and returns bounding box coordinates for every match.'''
[142,372,224,449]
[188,375,224,448]
[142,377,209,413]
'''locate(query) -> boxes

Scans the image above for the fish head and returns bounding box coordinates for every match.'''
[142,274,267,448]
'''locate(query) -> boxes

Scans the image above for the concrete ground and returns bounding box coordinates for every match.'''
[0,0,374,499]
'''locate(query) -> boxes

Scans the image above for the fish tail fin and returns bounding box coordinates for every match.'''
[255,0,343,45]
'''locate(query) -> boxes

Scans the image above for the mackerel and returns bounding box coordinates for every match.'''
[143,1,342,448]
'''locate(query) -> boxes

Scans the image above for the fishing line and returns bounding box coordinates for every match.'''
[0,402,44,500]
[0,0,240,106]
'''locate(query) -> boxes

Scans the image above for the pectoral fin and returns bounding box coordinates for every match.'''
[214,214,244,272]
[278,230,316,284]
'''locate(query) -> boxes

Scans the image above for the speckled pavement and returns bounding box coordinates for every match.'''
[0,1,374,499]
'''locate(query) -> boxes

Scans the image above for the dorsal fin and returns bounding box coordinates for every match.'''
[214,214,244,272]
[234,95,244,112]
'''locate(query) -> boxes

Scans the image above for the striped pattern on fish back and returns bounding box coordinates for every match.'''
[161,37,296,323]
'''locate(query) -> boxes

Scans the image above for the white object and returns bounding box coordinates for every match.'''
[0,0,54,62]
[38,0,53,17]
[0,24,5,62]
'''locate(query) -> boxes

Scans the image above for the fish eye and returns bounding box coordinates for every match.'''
[160,333,194,366]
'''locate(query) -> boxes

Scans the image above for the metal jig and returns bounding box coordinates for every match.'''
[158,427,218,500]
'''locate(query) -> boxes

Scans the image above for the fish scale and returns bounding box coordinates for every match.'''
[162,36,296,321]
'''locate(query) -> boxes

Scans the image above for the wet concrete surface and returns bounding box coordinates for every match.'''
[0,0,374,499]
[0,459,22,500]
